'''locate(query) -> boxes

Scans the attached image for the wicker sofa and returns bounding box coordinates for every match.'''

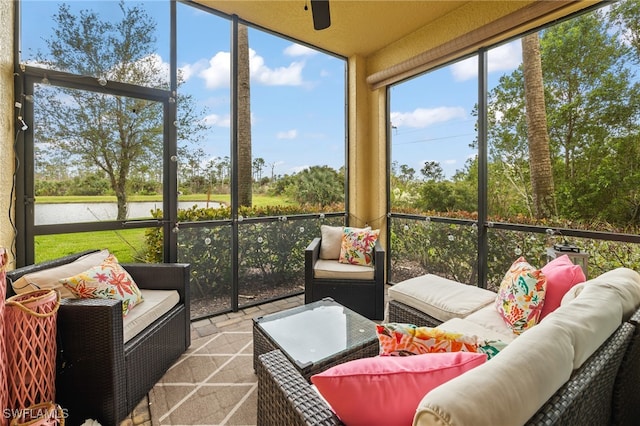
[5,250,191,426]
[256,268,640,426]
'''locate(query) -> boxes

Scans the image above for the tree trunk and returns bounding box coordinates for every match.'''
[522,32,556,219]
[113,174,128,220]
[238,24,252,207]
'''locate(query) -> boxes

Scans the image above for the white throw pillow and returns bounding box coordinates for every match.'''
[319,225,370,260]
[11,249,110,299]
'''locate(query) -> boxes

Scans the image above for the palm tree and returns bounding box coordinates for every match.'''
[238,23,252,207]
[522,32,556,219]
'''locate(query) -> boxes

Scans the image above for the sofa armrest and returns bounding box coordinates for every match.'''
[257,349,342,426]
[56,297,127,425]
[122,263,190,301]
[305,238,321,265]
[123,262,191,349]
[304,238,321,303]
[373,239,384,283]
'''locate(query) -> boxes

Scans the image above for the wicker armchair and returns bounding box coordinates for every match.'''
[305,237,385,320]
[6,251,191,426]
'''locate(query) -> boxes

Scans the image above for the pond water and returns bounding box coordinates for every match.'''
[35,201,221,225]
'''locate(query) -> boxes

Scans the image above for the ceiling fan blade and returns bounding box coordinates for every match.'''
[310,0,331,30]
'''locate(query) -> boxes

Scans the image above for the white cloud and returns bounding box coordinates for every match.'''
[195,48,305,89]
[284,44,318,57]
[450,57,477,82]
[443,159,457,165]
[451,41,522,81]
[202,113,231,128]
[199,51,232,89]
[390,106,466,128]
[277,129,298,140]
[251,50,304,86]
[179,59,208,82]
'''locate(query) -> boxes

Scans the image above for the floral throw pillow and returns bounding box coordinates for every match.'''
[59,254,144,316]
[338,227,380,266]
[494,256,547,334]
[376,323,506,360]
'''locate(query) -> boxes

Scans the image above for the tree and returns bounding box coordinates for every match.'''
[283,166,344,206]
[237,23,253,207]
[541,11,640,223]
[269,161,278,182]
[253,157,266,182]
[420,161,444,181]
[521,32,556,219]
[35,1,206,220]
[603,0,640,223]
[398,164,416,183]
[611,0,640,58]
[486,7,640,224]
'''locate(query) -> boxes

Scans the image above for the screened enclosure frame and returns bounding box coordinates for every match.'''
[11,0,349,316]
[13,66,178,266]
[385,3,640,288]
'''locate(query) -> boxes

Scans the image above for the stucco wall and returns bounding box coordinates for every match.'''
[0,0,14,265]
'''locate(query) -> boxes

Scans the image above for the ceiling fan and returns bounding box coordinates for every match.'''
[309,0,331,30]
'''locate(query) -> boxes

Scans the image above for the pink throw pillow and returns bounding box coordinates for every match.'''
[310,352,487,426]
[540,255,586,319]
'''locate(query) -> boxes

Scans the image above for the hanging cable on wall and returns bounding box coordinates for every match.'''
[9,84,31,266]
[348,212,387,229]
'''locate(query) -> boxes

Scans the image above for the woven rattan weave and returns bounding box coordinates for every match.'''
[387,299,443,327]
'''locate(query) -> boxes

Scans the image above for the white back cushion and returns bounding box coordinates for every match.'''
[414,320,574,426]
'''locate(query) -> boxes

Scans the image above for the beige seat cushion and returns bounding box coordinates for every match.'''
[464,305,517,341]
[123,289,180,343]
[388,274,496,322]
[313,259,374,280]
[10,249,110,299]
[436,317,516,344]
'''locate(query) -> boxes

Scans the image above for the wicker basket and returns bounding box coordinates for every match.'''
[4,289,60,411]
[0,248,8,426]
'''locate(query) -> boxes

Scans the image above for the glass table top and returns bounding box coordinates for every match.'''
[255,298,377,369]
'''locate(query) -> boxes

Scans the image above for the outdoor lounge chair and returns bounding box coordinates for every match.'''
[304,227,385,320]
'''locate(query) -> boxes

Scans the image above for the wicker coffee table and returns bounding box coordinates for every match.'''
[253,298,379,381]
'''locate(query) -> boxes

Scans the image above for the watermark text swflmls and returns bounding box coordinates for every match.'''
[2,406,69,420]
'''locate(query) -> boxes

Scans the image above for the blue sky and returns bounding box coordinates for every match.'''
[20,0,523,179]
[390,41,522,178]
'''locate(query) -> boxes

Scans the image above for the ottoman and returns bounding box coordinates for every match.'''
[387,274,496,327]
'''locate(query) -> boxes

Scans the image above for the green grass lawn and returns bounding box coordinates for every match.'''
[34,193,295,262]
[35,229,148,263]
